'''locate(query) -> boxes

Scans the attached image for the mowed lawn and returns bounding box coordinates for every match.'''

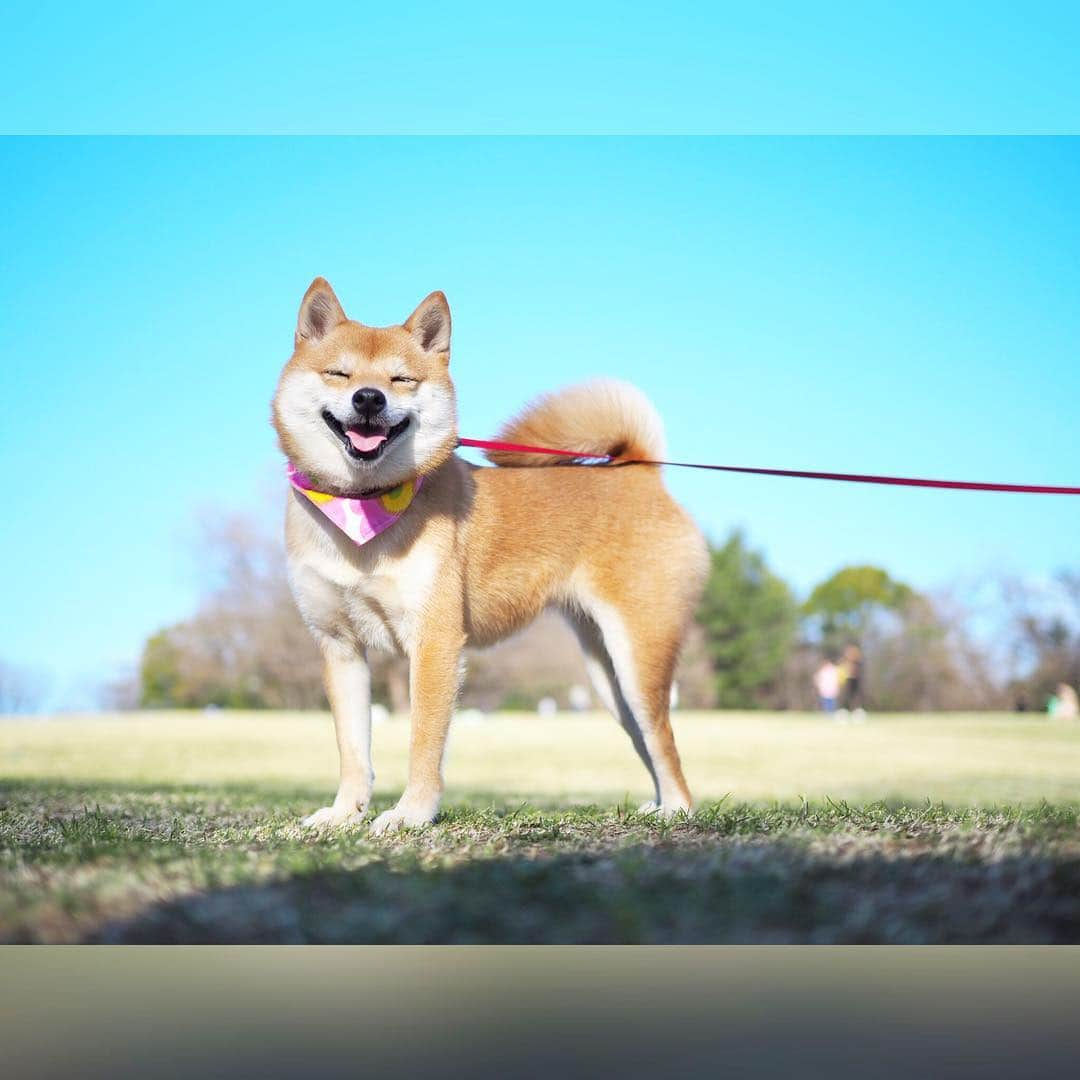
[3,710,1080,943]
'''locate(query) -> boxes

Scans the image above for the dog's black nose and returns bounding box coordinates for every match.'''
[352,387,386,415]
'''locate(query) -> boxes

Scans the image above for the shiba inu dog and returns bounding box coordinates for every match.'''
[272,278,708,834]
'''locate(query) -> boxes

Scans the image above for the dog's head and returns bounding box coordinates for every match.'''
[272,279,458,493]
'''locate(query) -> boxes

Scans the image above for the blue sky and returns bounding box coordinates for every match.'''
[1,137,1078,705]
[3,4,1080,134]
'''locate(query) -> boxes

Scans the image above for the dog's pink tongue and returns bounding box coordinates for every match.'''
[346,429,387,452]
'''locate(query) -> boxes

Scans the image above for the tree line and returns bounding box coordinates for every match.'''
[109,513,1079,714]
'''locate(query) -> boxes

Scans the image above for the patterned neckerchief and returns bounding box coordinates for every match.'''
[287,463,422,546]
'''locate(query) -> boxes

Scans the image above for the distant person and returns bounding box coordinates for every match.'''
[839,644,867,722]
[1053,683,1079,719]
[813,658,840,714]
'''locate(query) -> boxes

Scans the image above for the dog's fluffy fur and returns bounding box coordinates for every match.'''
[272,279,708,834]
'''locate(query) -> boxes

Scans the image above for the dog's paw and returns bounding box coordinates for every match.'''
[368,801,437,837]
[636,800,692,820]
[302,805,366,830]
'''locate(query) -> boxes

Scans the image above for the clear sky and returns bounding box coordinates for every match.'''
[2,3,1079,134]
[1,137,1078,705]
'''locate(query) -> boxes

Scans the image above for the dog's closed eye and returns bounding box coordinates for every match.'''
[391,375,419,386]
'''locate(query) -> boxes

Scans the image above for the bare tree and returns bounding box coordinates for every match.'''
[996,571,1080,708]
[864,595,1001,711]
[140,512,325,709]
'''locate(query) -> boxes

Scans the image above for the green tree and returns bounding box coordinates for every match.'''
[139,630,186,708]
[696,531,798,707]
[803,565,914,652]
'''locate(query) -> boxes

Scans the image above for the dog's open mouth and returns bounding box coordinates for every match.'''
[322,410,411,462]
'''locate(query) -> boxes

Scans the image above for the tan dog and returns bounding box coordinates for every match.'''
[272,279,708,834]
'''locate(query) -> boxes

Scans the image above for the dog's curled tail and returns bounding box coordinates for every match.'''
[485,379,666,467]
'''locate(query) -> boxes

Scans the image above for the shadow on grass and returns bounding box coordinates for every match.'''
[92,845,1080,945]
[4,778,1080,944]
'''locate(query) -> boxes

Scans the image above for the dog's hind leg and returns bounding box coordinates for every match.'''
[567,611,661,805]
[566,603,692,816]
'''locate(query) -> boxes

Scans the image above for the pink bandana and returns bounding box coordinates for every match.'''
[288,464,422,546]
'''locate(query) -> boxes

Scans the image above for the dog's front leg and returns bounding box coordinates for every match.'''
[302,643,374,830]
[369,610,464,836]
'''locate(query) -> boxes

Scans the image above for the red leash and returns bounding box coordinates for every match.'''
[457,438,1080,495]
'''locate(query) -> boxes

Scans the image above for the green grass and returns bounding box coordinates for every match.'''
[3,710,1080,942]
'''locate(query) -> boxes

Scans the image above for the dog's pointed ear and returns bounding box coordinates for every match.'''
[296,278,347,346]
[404,291,451,355]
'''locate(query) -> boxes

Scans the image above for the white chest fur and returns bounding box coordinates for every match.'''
[285,492,441,657]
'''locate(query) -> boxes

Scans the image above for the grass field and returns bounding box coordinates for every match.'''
[3,709,1080,943]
